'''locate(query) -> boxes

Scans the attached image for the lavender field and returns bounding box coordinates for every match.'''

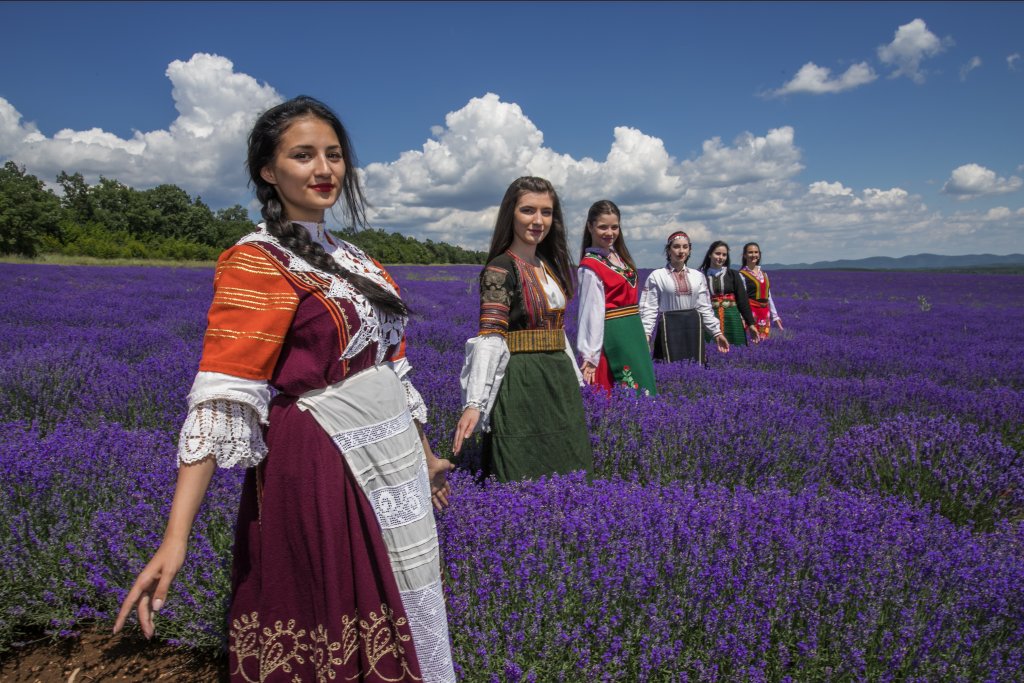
[1,261,1023,681]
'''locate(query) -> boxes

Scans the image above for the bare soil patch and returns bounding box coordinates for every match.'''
[0,628,226,682]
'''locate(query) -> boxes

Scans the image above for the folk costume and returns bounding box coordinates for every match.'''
[459,251,593,483]
[639,265,723,365]
[703,267,757,347]
[577,248,657,395]
[739,266,781,339]
[178,222,455,683]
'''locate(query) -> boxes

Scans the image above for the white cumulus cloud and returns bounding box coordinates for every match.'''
[0,53,281,206]
[942,163,1023,199]
[772,61,877,96]
[2,57,1021,265]
[877,18,953,83]
[808,181,855,197]
[678,127,804,189]
[960,56,982,81]
[1009,53,1022,71]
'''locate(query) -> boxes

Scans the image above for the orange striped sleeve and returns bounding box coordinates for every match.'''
[198,244,299,380]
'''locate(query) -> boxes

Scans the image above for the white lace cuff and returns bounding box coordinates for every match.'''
[177,399,268,468]
[187,371,271,423]
[388,357,428,424]
[459,334,510,432]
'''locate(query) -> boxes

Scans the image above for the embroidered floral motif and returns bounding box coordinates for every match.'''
[620,364,640,391]
[230,613,309,683]
[479,266,512,336]
[355,604,418,681]
[229,607,420,682]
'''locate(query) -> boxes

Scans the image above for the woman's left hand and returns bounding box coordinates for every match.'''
[417,421,454,511]
[426,454,455,511]
[581,361,597,384]
[773,317,784,330]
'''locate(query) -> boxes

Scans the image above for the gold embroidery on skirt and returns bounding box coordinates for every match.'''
[230,605,420,682]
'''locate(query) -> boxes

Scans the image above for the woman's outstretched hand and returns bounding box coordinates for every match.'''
[427,454,455,511]
[714,333,730,353]
[452,406,480,456]
[112,542,186,639]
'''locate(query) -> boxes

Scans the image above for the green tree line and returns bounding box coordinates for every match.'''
[0,161,485,264]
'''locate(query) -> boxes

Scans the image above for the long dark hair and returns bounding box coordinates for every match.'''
[699,240,731,273]
[486,176,576,299]
[741,241,761,268]
[579,199,636,271]
[247,95,407,317]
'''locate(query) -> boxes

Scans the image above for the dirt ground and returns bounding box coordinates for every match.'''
[0,628,226,682]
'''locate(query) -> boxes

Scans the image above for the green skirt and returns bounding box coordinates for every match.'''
[707,304,748,346]
[483,350,594,483]
[602,313,657,395]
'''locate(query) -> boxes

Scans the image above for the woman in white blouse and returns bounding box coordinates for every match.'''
[639,231,730,365]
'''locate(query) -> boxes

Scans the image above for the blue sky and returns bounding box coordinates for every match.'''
[2,1,1022,266]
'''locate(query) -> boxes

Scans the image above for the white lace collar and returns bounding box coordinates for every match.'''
[238,223,405,364]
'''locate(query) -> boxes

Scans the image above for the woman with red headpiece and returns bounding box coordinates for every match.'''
[639,231,729,364]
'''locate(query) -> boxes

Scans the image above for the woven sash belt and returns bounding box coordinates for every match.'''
[506,328,566,353]
[711,295,736,309]
[605,304,639,320]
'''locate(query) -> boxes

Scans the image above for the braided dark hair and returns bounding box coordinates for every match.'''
[247,96,407,317]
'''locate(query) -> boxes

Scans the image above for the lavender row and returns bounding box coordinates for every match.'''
[1,261,1023,677]
[2,422,1022,681]
[437,470,1024,682]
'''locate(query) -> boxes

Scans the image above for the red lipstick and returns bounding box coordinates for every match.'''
[310,184,334,192]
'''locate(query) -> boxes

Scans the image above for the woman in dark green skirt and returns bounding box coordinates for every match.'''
[452,177,593,482]
[698,240,760,347]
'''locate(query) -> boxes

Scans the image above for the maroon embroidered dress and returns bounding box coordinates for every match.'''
[181,225,454,682]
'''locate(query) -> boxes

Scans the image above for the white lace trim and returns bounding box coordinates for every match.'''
[401,377,428,424]
[187,373,270,424]
[238,225,405,365]
[329,409,413,453]
[177,399,267,469]
[401,579,456,683]
[370,461,431,530]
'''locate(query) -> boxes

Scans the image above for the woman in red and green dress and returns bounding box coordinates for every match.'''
[576,200,657,395]
[739,242,784,340]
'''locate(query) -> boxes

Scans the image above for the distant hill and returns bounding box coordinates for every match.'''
[763,253,1024,272]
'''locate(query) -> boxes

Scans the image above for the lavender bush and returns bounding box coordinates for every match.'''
[1,261,1022,681]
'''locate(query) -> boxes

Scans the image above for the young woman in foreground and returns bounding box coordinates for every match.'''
[114,96,456,682]
[452,176,593,482]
